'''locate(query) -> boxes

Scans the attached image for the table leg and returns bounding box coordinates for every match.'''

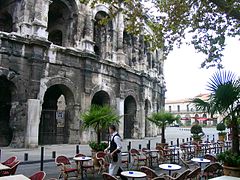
[169,170,171,176]
[80,162,84,179]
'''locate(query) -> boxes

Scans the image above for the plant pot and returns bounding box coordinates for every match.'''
[223,165,240,177]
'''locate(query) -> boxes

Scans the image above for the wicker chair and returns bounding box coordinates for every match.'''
[140,166,158,180]
[1,156,17,166]
[202,162,223,179]
[29,171,46,180]
[163,169,191,180]
[186,167,201,180]
[102,172,118,180]
[75,153,95,177]
[96,151,110,174]
[0,160,20,176]
[130,149,147,169]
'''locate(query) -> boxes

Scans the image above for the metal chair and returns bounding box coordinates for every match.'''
[1,156,17,166]
[75,153,95,177]
[55,155,78,180]
[96,151,110,174]
[29,171,46,180]
[0,160,20,176]
[186,167,201,180]
[202,162,223,179]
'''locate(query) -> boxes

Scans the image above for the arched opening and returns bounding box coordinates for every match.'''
[47,0,77,46]
[145,100,151,137]
[123,31,133,66]
[91,90,110,106]
[0,76,14,146]
[91,90,111,141]
[124,96,136,139]
[94,11,113,59]
[0,0,17,33]
[48,30,63,46]
[39,84,74,145]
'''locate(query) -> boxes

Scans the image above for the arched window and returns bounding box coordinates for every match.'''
[48,30,63,46]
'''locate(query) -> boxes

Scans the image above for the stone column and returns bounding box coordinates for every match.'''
[25,99,40,148]
[117,98,124,138]
[68,104,81,144]
[32,0,50,39]
[116,13,125,64]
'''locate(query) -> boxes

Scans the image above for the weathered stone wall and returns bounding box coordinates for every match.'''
[0,0,166,147]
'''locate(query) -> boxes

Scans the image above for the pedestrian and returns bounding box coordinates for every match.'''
[104,125,127,180]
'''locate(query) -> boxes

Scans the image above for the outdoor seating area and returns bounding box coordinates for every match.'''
[0,138,239,180]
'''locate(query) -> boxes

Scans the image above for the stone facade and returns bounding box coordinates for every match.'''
[0,0,165,148]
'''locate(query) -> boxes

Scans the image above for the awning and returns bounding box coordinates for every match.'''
[195,118,208,121]
[180,117,191,120]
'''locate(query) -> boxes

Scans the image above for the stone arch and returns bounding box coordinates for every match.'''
[91,90,110,106]
[93,8,114,60]
[145,99,152,137]
[124,95,137,139]
[39,84,75,145]
[0,0,18,33]
[47,0,79,46]
[0,76,16,146]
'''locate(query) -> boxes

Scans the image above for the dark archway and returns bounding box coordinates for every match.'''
[0,76,14,146]
[47,0,77,46]
[124,96,136,139]
[93,11,113,59]
[39,84,74,145]
[91,90,111,141]
[91,90,110,106]
[145,100,151,137]
[0,0,17,33]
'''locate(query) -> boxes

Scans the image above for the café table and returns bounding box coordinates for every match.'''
[73,156,92,180]
[191,158,210,169]
[0,174,30,179]
[121,171,146,180]
[159,163,181,176]
[121,152,129,156]
[209,176,240,180]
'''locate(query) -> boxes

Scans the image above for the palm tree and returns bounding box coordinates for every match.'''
[81,104,120,144]
[192,71,240,155]
[147,111,179,143]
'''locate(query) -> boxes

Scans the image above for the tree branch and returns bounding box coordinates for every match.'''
[209,0,240,21]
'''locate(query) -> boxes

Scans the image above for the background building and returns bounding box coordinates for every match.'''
[165,94,222,126]
[0,0,165,147]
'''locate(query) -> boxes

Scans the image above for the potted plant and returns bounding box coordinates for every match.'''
[147,111,179,147]
[190,124,204,142]
[192,71,240,177]
[216,122,227,141]
[217,151,240,177]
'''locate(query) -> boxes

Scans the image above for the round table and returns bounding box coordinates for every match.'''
[73,156,92,179]
[191,158,210,169]
[121,152,129,156]
[121,171,146,180]
[159,164,181,176]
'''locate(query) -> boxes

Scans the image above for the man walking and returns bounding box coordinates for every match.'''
[105,125,127,179]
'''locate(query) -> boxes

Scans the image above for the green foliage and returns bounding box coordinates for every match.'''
[79,0,240,68]
[89,141,108,152]
[191,124,204,135]
[216,122,226,132]
[147,111,179,128]
[81,104,120,144]
[217,150,240,167]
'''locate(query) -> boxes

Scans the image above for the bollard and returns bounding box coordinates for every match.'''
[24,153,28,161]
[0,149,1,161]
[177,138,179,147]
[182,139,185,143]
[76,145,80,154]
[207,135,209,142]
[128,142,131,163]
[187,138,189,142]
[148,140,151,149]
[40,147,44,171]
[213,135,215,142]
[52,151,56,159]
[190,137,192,142]
[171,141,173,146]
[139,144,142,150]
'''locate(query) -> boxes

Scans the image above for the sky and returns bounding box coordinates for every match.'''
[164,37,240,100]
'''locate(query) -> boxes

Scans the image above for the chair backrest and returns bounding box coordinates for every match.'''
[55,156,71,165]
[29,171,46,180]
[9,160,20,175]
[204,154,217,162]
[179,157,190,169]
[187,167,201,179]
[2,156,17,166]
[204,162,223,174]
[102,172,118,180]
[130,148,140,155]
[96,152,107,159]
[175,169,191,180]
[152,177,166,180]
[75,153,86,158]
[140,166,158,179]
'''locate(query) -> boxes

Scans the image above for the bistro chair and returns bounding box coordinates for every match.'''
[156,146,171,163]
[55,155,78,180]
[102,172,118,180]
[179,157,198,170]
[186,167,201,180]
[1,156,17,166]
[130,148,147,169]
[202,162,223,179]
[152,177,167,180]
[0,160,20,176]
[204,154,217,163]
[163,169,191,180]
[140,166,158,180]
[142,148,159,166]
[74,153,95,177]
[29,171,46,180]
[96,151,110,174]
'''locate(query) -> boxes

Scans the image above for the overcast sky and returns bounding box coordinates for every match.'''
[164,37,240,100]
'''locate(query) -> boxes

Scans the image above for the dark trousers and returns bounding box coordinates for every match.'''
[117,167,128,180]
